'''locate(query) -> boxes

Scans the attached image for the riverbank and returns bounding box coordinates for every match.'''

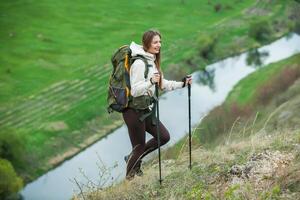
[78,53,300,200]
[1,0,300,186]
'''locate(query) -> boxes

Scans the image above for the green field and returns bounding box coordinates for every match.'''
[1,0,299,182]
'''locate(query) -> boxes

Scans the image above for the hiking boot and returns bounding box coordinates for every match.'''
[125,170,135,180]
[134,161,143,176]
[124,154,143,177]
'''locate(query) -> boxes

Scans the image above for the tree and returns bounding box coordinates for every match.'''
[0,158,23,199]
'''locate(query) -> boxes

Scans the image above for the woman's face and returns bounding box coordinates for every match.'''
[147,35,161,54]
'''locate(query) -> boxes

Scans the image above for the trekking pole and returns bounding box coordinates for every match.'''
[155,82,162,185]
[188,76,192,170]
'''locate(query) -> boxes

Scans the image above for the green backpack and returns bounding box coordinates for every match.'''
[107,45,152,113]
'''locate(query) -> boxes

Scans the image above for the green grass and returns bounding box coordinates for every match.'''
[1,0,299,182]
[226,54,300,106]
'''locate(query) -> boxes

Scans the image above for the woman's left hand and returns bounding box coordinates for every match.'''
[182,75,192,87]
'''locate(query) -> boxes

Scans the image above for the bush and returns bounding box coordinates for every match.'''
[214,3,222,12]
[294,22,300,34]
[0,129,25,168]
[197,102,253,144]
[248,20,273,43]
[165,63,188,80]
[0,158,23,199]
[256,66,300,105]
[197,34,218,61]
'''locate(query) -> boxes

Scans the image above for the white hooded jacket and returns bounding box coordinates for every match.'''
[129,42,183,97]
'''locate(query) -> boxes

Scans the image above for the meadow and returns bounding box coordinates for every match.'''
[0,0,299,183]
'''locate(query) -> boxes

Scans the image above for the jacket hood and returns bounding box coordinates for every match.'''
[129,42,155,61]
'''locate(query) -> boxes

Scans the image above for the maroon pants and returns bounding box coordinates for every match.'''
[122,108,170,176]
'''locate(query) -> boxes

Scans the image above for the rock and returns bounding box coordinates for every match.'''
[227,150,294,191]
[229,165,243,176]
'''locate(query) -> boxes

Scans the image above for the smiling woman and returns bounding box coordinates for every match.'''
[121,29,192,180]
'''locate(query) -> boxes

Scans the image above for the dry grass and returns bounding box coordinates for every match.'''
[73,127,300,199]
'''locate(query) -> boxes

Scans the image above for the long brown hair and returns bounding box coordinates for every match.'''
[142,29,162,87]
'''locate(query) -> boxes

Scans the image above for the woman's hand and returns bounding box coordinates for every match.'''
[182,75,192,87]
[150,72,160,85]
[186,75,192,85]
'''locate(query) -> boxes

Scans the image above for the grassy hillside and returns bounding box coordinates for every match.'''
[196,54,300,146]
[1,0,300,183]
[80,130,300,199]
[78,54,300,200]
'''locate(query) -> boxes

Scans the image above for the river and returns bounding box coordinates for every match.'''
[21,33,300,200]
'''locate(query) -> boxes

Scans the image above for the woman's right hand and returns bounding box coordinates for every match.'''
[182,75,192,87]
[150,73,160,84]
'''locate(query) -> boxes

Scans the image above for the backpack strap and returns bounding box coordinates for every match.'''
[131,56,152,79]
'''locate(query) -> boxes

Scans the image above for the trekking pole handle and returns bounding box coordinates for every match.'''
[187,75,191,97]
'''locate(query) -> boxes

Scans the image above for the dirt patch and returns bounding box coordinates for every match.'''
[42,121,69,132]
[47,119,123,167]
[244,0,272,16]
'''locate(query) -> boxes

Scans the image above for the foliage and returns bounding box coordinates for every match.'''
[0,158,23,199]
[197,34,218,61]
[224,184,240,199]
[248,20,273,43]
[257,66,300,105]
[0,129,25,169]
[214,3,222,12]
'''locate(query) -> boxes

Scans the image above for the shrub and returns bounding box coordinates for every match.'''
[248,20,273,43]
[165,63,188,80]
[294,22,300,34]
[0,158,23,199]
[256,66,300,105]
[214,3,222,12]
[197,101,254,145]
[197,34,218,61]
[0,129,25,168]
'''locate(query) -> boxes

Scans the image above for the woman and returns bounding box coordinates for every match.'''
[123,29,192,180]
